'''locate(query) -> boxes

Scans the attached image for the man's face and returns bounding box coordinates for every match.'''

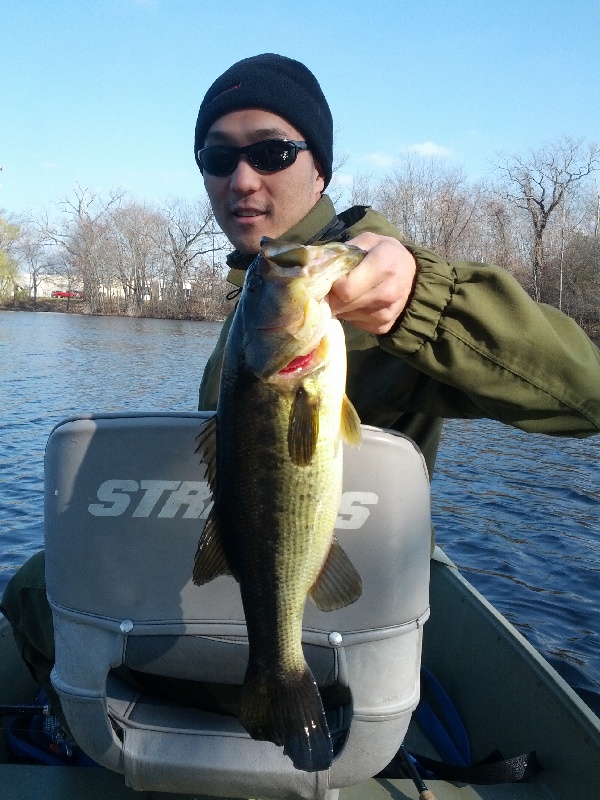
[202,109,325,253]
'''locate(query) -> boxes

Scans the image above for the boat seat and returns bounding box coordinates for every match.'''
[45,412,431,799]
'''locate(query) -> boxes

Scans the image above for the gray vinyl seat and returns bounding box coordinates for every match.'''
[45,412,431,799]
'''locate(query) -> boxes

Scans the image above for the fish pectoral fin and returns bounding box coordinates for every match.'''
[340,394,362,446]
[195,415,218,494]
[192,511,233,585]
[309,537,362,611]
[288,386,320,466]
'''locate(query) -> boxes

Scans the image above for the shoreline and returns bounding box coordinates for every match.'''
[0,299,227,323]
[2,300,599,341]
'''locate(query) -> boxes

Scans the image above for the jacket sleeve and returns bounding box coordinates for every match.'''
[379,246,600,437]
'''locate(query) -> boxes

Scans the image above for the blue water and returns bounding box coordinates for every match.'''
[0,312,222,569]
[1,311,599,713]
[431,420,600,713]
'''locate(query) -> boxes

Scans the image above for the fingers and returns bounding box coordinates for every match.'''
[328,233,417,335]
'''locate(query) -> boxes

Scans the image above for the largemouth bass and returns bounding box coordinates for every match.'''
[193,239,365,772]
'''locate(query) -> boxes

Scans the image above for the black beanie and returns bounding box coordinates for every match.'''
[194,53,333,187]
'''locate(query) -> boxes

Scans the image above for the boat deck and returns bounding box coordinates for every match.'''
[1,764,554,800]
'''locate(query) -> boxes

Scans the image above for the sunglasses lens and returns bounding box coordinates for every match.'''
[199,147,238,177]
[198,140,305,176]
[248,140,296,171]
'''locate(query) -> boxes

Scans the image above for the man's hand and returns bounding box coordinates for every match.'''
[328,233,417,335]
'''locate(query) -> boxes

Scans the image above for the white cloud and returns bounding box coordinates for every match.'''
[361,151,399,169]
[407,141,453,159]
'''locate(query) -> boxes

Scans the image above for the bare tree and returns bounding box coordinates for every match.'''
[543,183,600,324]
[493,136,600,302]
[366,155,483,259]
[0,213,20,299]
[15,223,53,301]
[481,199,510,266]
[43,185,124,313]
[106,202,166,314]
[349,173,375,208]
[158,198,228,317]
[190,257,232,320]
[554,232,600,324]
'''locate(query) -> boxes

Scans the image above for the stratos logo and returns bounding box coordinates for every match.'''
[88,480,211,519]
[87,480,378,530]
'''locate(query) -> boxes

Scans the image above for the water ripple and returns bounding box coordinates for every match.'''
[432,417,600,708]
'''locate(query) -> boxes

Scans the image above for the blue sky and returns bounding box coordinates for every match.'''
[1,0,599,217]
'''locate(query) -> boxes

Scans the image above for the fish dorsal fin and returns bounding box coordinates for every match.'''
[288,386,320,466]
[308,537,362,611]
[192,510,233,585]
[195,415,218,493]
[341,394,362,446]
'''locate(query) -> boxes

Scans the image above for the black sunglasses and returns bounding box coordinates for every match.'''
[196,139,309,177]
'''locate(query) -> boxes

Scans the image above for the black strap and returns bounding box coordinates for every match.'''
[306,205,371,246]
[304,215,348,245]
[337,204,370,230]
[377,665,543,785]
[378,748,542,785]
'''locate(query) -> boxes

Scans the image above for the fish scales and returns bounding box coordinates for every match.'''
[193,239,365,772]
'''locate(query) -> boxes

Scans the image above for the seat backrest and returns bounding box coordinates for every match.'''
[46,412,431,799]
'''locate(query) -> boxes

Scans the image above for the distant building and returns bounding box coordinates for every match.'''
[16,272,192,303]
[16,272,84,298]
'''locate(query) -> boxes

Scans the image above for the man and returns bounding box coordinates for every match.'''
[2,52,599,742]
[195,53,600,477]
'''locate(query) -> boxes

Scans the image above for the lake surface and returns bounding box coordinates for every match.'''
[1,311,599,714]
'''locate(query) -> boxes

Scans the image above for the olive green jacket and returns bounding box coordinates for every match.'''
[199,195,600,474]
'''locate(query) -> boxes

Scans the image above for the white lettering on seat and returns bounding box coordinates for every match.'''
[88,482,378,527]
[132,481,180,517]
[88,479,211,519]
[88,480,139,516]
[335,492,379,529]
[155,481,212,519]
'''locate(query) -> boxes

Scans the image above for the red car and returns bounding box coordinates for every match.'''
[51,290,84,299]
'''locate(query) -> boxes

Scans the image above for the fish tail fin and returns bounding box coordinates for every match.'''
[240,662,333,773]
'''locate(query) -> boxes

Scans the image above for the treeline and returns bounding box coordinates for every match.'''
[348,136,600,332]
[1,190,233,320]
[2,135,600,332]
